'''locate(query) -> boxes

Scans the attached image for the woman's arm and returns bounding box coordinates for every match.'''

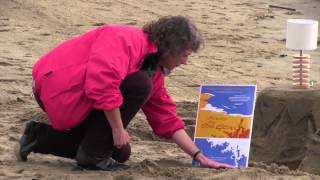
[104,108,129,148]
[171,129,234,168]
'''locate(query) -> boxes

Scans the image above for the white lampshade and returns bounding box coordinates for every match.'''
[286,19,318,50]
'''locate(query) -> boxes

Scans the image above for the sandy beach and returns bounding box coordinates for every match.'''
[0,0,320,179]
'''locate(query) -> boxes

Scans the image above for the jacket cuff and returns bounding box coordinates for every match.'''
[154,117,186,139]
[92,93,123,110]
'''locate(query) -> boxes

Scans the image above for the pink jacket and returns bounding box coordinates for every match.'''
[32,25,185,138]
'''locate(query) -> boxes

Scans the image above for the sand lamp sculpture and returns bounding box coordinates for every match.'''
[286,19,318,88]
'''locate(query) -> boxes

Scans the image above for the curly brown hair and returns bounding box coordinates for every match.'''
[143,16,203,58]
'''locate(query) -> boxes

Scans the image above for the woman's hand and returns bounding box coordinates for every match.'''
[171,129,234,169]
[104,109,129,148]
[112,127,130,148]
[197,153,234,169]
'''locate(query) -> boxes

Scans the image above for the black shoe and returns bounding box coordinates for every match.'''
[76,147,129,171]
[15,121,39,162]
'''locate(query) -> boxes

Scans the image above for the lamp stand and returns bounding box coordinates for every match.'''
[292,50,311,88]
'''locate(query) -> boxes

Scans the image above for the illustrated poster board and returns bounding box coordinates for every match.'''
[192,85,257,168]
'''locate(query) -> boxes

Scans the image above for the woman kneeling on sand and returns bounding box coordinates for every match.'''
[16,15,233,170]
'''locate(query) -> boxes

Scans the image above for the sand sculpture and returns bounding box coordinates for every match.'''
[251,19,320,175]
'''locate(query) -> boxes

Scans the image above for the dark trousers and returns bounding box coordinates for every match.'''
[32,71,152,162]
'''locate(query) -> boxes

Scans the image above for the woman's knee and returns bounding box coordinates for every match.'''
[112,143,131,163]
[120,71,152,99]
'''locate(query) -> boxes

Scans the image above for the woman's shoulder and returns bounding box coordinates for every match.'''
[95,25,148,45]
[98,25,144,35]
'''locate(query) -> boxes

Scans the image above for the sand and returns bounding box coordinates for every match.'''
[0,0,320,179]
